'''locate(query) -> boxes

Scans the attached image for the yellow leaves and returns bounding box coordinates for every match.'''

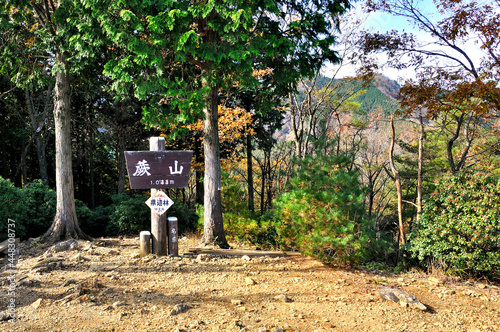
[185,105,254,143]
[218,105,254,143]
[185,119,203,132]
[24,37,35,48]
[252,67,273,79]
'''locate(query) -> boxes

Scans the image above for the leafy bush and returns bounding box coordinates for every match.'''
[0,178,95,240]
[105,193,151,235]
[79,204,114,237]
[224,211,278,248]
[21,180,57,238]
[408,171,500,279]
[0,177,24,240]
[273,153,388,264]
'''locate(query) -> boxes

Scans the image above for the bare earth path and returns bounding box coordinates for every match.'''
[1,236,499,332]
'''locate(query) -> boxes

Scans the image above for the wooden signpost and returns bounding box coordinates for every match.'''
[124,137,192,256]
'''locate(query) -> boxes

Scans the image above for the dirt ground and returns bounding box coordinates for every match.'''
[0,236,499,332]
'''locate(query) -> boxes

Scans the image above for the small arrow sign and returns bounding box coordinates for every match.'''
[145,190,174,216]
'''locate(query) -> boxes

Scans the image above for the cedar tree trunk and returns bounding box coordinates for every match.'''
[42,51,91,242]
[202,83,228,248]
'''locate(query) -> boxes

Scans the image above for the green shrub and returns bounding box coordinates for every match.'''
[0,177,24,240]
[79,204,114,237]
[273,153,389,265]
[0,179,96,240]
[224,211,278,249]
[408,171,500,279]
[21,180,57,238]
[106,193,149,235]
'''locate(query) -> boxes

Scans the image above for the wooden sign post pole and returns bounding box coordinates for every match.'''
[150,137,167,256]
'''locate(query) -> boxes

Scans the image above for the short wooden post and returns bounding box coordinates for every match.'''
[139,231,151,257]
[150,137,168,256]
[168,217,179,256]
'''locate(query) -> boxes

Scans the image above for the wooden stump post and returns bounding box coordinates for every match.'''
[150,137,168,256]
[139,231,151,257]
[168,217,179,256]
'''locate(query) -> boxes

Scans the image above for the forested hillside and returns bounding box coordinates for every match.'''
[315,74,401,115]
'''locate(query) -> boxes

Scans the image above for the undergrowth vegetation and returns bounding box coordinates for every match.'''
[407,171,500,279]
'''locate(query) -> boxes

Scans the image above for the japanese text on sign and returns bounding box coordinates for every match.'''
[145,191,174,216]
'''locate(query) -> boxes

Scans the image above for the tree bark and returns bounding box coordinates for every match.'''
[194,133,204,206]
[447,113,464,174]
[202,83,228,248]
[246,133,255,212]
[416,111,424,220]
[42,50,90,242]
[116,101,127,194]
[389,115,405,246]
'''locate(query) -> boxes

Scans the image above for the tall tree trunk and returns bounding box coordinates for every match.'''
[20,139,28,187]
[35,134,49,186]
[89,130,95,210]
[447,113,464,174]
[416,111,424,220]
[116,101,127,194]
[246,133,255,212]
[25,89,50,185]
[266,150,272,211]
[42,51,90,242]
[389,115,405,246]
[202,83,228,247]
[367,176,375,219]
[290,93,304,159]
[194,132,204,206]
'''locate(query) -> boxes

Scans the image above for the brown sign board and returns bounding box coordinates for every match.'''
[124,150,193,189]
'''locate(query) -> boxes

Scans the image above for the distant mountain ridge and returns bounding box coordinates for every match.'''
[318,74,402,115]
[354,74,401,115]
[371,74,400,100]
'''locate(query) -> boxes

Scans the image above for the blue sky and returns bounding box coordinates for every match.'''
[324,0,448,82]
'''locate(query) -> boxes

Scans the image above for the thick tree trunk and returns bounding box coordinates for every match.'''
[246,133,255,212]
[202,83,228,247]
[42,51,90,242]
